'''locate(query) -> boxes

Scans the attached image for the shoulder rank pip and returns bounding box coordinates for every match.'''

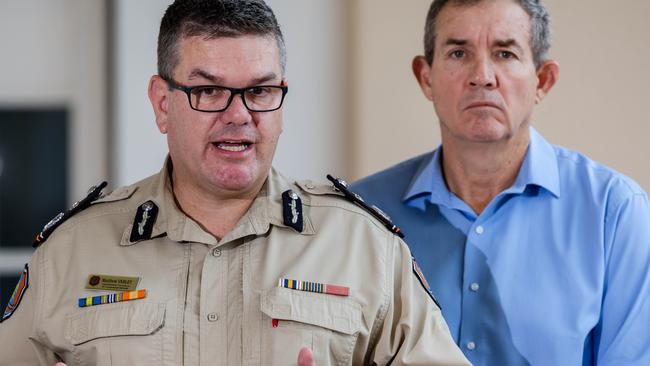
[326,174,404,238]
[33,181,108,248]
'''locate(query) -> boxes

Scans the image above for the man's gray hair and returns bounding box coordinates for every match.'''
[158,0,286,80]
[423,0,551,69]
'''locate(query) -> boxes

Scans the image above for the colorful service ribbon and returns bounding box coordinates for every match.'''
[78,289,147,308]
[278,278,349,297]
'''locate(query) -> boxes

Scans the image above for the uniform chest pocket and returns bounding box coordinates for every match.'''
[64,302,165,366]
[260,287,362,366]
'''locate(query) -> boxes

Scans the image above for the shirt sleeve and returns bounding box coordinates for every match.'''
[371,235,470,366]
[597,192,650,365]
[0,249,59,366]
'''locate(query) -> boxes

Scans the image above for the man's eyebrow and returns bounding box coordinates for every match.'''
[187,69,279,86]
[494,38,524,52]
[443,38,467,47]
[250,73,280,85]
[188,69,224,84]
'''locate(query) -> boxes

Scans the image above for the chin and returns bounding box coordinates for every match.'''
[208,166,262,193]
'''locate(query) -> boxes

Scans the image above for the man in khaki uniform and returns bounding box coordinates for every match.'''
[0,0,469,365]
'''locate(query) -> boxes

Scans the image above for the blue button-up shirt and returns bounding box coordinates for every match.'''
[351,128,650,365]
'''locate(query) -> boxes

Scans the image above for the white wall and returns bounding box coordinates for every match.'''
[0,0,106,273]
[112,0,349,186]
[0,0,107,199]
[113,0,170,186]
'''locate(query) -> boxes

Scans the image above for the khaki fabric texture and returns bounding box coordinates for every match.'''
[0,162,469,366]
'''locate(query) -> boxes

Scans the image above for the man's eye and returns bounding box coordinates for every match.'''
[248,87,271,97]
[192,87,227,98]
[498,50,515,59]
[450,50,465,59]
[198,87,221,96]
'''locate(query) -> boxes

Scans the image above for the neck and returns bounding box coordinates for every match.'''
[171,175,261,240]
[441,131,530,215]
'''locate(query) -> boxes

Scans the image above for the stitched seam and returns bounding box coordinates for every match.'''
[364,233,392,364]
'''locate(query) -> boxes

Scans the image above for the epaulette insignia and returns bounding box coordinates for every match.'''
[33,182,108,248]
[129,200,159,243]
[282,190,303,233]
[0,264,29,322]
[412,257,441,310]
[326,175,404,238]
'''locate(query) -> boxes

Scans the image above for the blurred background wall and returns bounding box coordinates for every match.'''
[1,0,649,303]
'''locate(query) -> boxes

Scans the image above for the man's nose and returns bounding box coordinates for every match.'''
[468,56,497,89]
[222,92,253,125]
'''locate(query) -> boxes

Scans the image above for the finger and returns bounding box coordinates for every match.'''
[54,363,68,366]
[297,347,314,366]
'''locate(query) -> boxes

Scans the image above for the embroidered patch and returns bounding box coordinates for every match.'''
[412,258,441,310]
[282,190,303,232]
[1,264,29,322]
[129,201,159,242]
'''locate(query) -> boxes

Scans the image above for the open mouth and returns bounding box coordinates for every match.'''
[212,141,252,152]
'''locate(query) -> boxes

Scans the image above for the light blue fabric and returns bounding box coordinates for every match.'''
[351,128,650,366]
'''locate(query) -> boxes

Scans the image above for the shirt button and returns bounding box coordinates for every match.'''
[207,313,219,322]
[211,248,222,257]
[466,341,476,350]
[475,225,484,235]
[470,282,480,292]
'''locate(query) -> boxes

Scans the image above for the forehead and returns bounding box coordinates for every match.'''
[174,34,282,81]
[435,0,532,48]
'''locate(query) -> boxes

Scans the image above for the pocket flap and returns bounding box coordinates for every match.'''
[64,302,165,345]
[261,287,361,335]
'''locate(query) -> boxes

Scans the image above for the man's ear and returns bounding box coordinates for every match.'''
[148,75,170,134]
[535,60,560,104]
[412,56,434,101]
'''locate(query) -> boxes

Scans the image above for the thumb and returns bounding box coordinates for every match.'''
[297,347,315,366]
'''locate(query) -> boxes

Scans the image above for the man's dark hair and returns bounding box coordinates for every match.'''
[157,0,286,80]
[423,0,551,69]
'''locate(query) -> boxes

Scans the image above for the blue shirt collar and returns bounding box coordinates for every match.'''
[403,127,561,211]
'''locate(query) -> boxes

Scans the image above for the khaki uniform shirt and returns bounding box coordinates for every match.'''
[0,163,469,366]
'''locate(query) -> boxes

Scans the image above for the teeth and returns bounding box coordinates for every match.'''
[216,143,248,152]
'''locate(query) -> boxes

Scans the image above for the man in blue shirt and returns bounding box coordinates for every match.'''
[351,0,650,365]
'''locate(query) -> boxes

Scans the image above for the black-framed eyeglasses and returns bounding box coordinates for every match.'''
[164,77,288,112]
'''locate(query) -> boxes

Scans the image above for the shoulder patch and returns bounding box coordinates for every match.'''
[1,264,29,323]
[33,181,108,247]
[325,175,404,238]
[412,258,441,310]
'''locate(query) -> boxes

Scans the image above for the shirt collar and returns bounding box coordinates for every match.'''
[508,127,560,198]
[402,127,561,210]
[403,148,448,210]
[122,159,315,247]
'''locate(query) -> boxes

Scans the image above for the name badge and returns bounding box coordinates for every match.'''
[85,274,140,291]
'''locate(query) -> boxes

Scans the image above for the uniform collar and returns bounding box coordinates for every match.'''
[122,159,314,247]
[221,167,316,243]
[402,127,561,212]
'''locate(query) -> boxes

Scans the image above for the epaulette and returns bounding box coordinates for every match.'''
[33,182,108,248]
[326,174,404,238]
